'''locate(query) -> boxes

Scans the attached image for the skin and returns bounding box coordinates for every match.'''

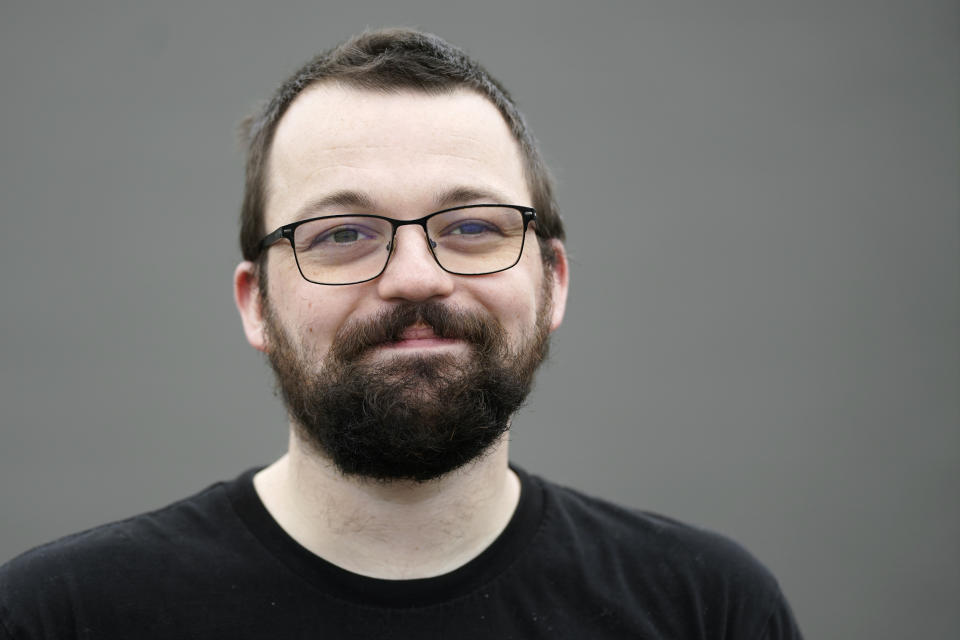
[233,83,569,579]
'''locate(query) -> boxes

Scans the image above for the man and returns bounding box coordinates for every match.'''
[0,28,801,638]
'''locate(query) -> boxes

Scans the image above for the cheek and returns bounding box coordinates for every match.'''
[270,264,361,358]
[472,265,544,334]
[291,298,341,345]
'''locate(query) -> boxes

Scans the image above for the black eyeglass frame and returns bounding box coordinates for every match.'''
[258,204,538,286]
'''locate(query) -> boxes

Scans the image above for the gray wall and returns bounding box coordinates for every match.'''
[2,1,957,637]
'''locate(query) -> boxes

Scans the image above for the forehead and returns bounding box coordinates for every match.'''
[264,83,530,228]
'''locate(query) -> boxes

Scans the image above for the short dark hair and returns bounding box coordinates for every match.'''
[238,27,565,271]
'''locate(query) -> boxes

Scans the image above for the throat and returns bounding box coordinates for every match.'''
[253,439,520,579]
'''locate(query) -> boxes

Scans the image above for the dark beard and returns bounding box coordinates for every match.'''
[263,291,551,483]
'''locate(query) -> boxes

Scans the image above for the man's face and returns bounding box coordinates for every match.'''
[236,83,567,481]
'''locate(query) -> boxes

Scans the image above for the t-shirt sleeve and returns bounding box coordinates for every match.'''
[760,586,804,639]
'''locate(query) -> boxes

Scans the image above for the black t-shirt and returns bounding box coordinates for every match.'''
[0,467,802,638]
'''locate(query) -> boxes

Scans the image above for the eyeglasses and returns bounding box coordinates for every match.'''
[258,204,537,285]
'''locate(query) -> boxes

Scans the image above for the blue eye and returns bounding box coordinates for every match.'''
[449,220,497,236]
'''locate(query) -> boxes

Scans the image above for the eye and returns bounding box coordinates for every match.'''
[293,217,391,257]
[329,228,360,243]
[446,220,500,236]
[313,225,373,246]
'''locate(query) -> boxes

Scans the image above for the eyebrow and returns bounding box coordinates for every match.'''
[294,190,376,220]
[292,185,517,222]
[432,185,515,209]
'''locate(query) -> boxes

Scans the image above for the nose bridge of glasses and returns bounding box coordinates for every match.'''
[387,218,437,253]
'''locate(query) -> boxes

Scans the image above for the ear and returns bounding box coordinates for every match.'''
[545,240,569,332]
[234,261,268,352]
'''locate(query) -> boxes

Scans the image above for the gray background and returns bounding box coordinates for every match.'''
[2,0,957,637]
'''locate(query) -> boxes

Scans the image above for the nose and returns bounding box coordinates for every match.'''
[375,225,455,301]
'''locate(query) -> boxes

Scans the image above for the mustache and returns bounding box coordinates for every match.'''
[328,302,503,363]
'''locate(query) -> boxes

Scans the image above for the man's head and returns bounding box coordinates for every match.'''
[233,29,568,483]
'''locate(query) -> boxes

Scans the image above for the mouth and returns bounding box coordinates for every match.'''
[378,324,466,351]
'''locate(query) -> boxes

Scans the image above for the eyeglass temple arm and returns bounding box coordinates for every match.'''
[258,227,289,253]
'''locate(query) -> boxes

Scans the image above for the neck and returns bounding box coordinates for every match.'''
[253,431,521,580]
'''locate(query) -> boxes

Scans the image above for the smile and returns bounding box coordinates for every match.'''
[379,325,467,351]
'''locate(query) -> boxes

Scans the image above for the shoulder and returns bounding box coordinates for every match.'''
[3,476,231,570]
[0,475,243,638]
[526,473,801,638]
[537,474,766,572]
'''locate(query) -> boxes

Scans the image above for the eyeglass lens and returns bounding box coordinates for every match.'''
[291,206,527,284]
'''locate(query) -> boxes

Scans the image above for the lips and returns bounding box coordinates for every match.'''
[377,323,463,350]
[399,324,442,341]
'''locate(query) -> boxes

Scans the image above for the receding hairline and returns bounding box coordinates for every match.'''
[273,79,515,138]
